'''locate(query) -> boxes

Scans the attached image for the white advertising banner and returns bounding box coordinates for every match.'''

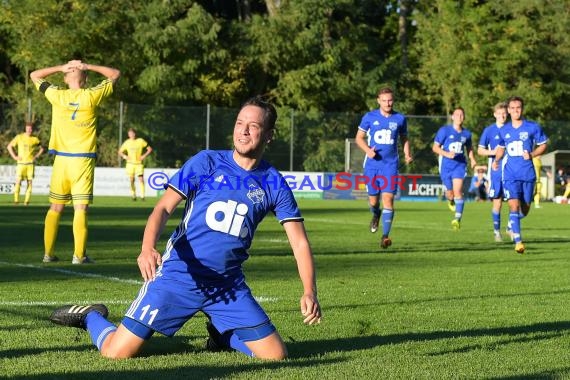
[0,165,178,197]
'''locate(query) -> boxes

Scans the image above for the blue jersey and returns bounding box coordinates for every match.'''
[497,120,548,182]
[358,110,407,168]
[478,123,503,166]
[435,125,473,165]
[162,150,302,281]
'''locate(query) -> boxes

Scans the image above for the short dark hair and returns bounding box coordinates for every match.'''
[377,87,394,97]
[507,96,524,108]
[241,96,278,130]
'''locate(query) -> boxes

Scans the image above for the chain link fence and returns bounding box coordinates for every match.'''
[1,101,568,174]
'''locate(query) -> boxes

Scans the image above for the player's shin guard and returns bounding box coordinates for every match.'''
[454,199,465,221]
[14,182,21,203]
[382,209,394,237]
[140,181,145,199]
[44,209,61,256]
[24,183,32,204]
[73,210,88,259]
[85,311,117,351]
[509,211,522,243]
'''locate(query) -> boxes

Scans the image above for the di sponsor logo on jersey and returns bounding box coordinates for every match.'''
[204,184,265,237]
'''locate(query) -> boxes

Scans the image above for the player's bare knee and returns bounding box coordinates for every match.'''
[254,346,288,361]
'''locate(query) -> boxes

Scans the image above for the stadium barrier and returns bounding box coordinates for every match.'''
[1,165,472,202]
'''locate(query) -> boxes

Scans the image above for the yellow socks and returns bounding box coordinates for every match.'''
[14,182,21,203]
[24,183,32,204]
[44,209,61,256]
[73,209,88,259]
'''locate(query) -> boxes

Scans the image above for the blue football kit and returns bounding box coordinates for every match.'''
[478,123,504,199]
[434,125,473,190]
[122,150,303,340]
[358,109,408,195]
[497,120,548,203]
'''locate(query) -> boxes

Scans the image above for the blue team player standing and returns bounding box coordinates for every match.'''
[49,96,322,360]
[432,107,477,231]
[478,102,509,242]
[492,96,548,254]
[354,87,412,250]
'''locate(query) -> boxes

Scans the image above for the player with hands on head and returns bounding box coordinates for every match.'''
[49,96,321,360]
[432,107,477,231]
[30,59,120,264]
[355,86,412,250]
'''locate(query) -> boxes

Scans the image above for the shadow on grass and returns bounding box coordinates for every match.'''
[288,320,570,357]
[4,339,343,380]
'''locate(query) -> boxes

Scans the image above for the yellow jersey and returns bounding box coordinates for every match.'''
[33,78,114,157]
[9,133,42,164]
[119,138,149,164]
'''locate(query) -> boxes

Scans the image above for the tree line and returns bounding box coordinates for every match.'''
[1,0,569,171]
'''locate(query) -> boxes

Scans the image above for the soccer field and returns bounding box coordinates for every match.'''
[1,195,570,379]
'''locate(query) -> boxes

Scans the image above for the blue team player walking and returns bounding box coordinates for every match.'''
[432,107,477,231]
[492,96,548,254]
[354,87,412,250]
[49,96,322,360]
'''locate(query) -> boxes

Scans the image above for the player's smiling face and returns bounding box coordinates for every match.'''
[494,108,507,126]
[378,93,394,115]
[233,105,272,158]
[508,100,523,121]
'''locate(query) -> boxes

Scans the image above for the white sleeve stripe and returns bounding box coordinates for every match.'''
[279,217,304,225]
[167,184,187,199]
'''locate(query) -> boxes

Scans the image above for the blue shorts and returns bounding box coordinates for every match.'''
[439,162,466,191]
[487,167,504,199]
[363,165,399,195]
[503,180,534,204]
[122,267,271,338]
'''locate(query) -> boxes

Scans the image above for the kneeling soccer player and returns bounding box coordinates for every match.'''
[50,96,322,360]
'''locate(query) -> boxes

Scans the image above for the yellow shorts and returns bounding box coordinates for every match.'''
[126,162,144,177]
[49,156,95,205]
[16,163,35,180]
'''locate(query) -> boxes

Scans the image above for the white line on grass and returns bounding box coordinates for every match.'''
[0,260,142,285]
[0,260,279,304]
[0,300,131,306]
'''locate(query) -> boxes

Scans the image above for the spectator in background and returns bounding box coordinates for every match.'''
[7,122,44,205]
[555,167,566,192]
[468,166,488,202]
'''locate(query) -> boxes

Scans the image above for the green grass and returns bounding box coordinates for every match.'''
[1,194,570,379]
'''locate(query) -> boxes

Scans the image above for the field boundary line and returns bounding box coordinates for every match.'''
[0,260,279,304]
[0,260,142,285]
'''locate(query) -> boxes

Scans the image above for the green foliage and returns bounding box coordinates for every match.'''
[1,0,570,171]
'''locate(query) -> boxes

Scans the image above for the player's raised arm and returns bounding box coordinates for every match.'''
[282,221,321,325]
[138,187,184,281]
